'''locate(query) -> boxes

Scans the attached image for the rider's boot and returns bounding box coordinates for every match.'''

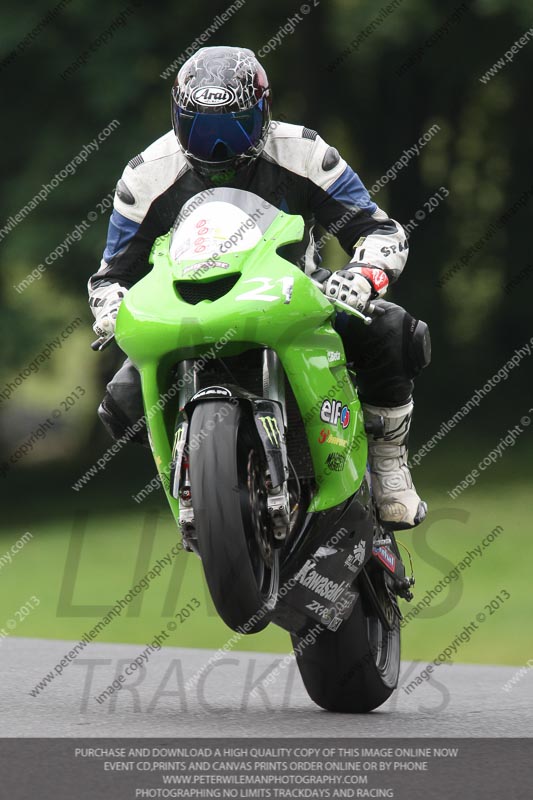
[362,399,427,529]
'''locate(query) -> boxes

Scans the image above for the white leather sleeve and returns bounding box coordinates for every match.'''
[350,209,409,281]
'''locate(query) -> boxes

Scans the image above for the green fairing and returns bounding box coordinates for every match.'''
[115,195,367,522]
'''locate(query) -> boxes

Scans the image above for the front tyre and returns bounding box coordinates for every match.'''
[292,579,400,712]
[189,401,279,633]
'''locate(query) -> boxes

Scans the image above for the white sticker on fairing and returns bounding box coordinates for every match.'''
[315,546,338,559]
[344,540,366,572]
[170,201,263,262]
[235,277,295,304]
[306,599,331,617]
[281,276,294,304]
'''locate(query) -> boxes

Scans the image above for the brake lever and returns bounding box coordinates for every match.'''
[332,297,374,325]
[91,335,115,351]
[310,279,381,325]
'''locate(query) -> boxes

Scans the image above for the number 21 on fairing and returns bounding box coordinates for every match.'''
[235,277,294,304]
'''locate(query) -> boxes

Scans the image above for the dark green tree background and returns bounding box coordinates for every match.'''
[1,0,532,489]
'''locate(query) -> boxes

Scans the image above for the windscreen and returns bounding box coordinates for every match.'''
[170,188,280,263]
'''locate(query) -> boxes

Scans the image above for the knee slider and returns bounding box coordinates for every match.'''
[404,317,431,377]
[98,392,148,446]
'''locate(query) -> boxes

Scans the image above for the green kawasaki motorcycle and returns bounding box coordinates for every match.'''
[106,187,415,712]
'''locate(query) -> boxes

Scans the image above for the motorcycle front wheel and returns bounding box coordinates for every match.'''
[189,400,279,633]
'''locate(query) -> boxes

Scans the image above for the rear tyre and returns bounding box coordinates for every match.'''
[189,401,279,633]
[292,574,400,712]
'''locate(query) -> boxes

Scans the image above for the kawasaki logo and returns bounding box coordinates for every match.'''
[295,561,347,602]
[259,415,281,446]
[192,86,235,106]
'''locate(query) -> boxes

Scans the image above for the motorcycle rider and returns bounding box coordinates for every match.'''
[89,46,430,530]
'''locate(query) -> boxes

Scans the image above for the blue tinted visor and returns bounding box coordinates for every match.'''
[175,101,264,162]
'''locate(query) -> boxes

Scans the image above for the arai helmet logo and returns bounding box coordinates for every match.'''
[192,85,235,106]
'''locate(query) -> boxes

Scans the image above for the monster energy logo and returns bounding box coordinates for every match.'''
[172,424,186,460]
[259,416,281,446]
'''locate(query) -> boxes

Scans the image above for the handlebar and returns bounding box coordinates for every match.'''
[91,276,383,351]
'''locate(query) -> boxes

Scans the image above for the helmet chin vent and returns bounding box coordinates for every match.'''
[212,142,231,160]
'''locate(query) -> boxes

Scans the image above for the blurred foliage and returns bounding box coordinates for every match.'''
[1,0,533,474]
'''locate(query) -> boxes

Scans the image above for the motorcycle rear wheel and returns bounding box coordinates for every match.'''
[292,574,400,712]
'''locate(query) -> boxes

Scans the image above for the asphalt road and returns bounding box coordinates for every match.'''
[2,637,532,737]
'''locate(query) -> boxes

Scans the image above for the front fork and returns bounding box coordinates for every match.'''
[261,349,291,540]
[173,360,199,542]
[171,349,292,545]
[262,348,286,424]
[177,359,200,407]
